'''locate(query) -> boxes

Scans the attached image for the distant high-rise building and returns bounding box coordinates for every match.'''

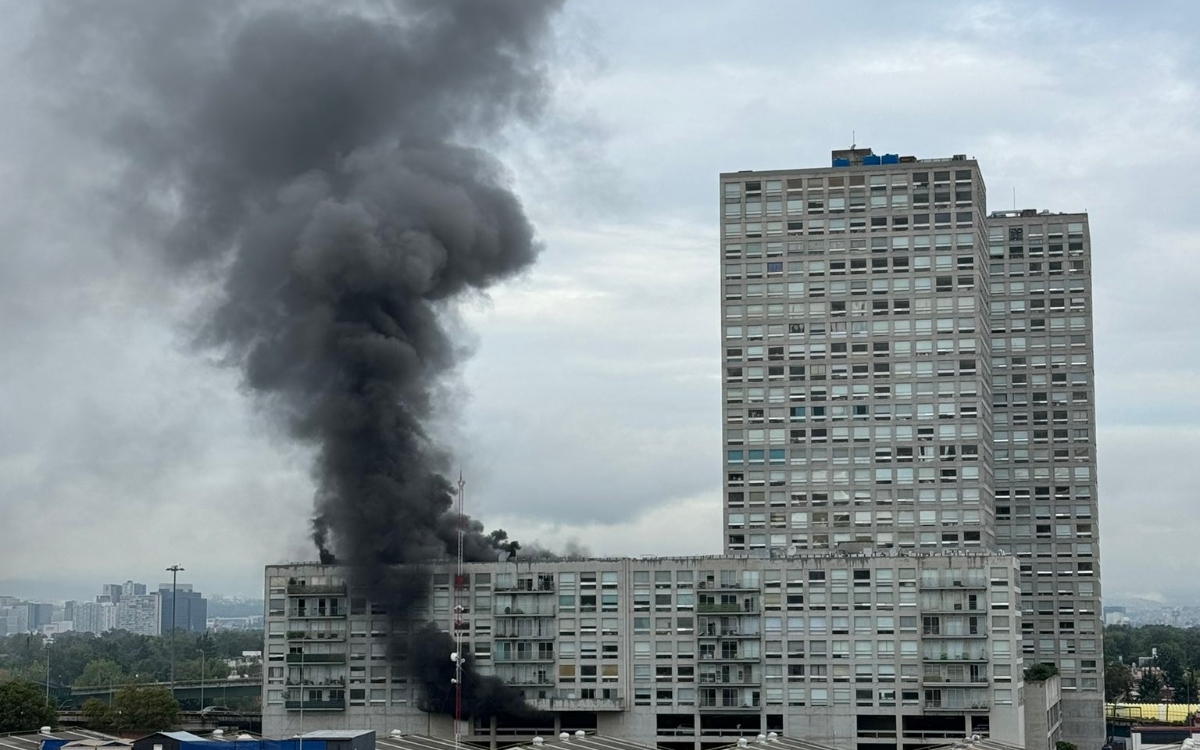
[122,580,147,599]
[718,149,1102,748]
[158,584,208,634]
[73,601,118,634]
[116,594,160,636]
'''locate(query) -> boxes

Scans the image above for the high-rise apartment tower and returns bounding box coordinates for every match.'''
[718,148,1102,748]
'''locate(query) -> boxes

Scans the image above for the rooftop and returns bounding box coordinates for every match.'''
[0,731,122,750]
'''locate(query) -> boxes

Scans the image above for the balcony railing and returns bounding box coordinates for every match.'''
[492,654,555,663]
[923,629,988,639]
[285,699,345,711]
[919,575,986,590]
[287,609,346,619]
[494,583,556,593]
[921,675,989,685]
[699,700,761,710]
[922,652,988,662]
[698,603,744,614]
[527,697,624,712]
[287,631,346,641]
[287,583,347,596]
[286,653,346,664]
[924,701,990,712]
[698,675,761,686]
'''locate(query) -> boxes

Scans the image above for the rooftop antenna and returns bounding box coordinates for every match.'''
[451,470,466,750]
[851,129,856,150]
[1013,187,1017,211]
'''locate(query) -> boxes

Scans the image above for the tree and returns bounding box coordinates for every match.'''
[1025,663,1059,681]
[1105,661,1134,702]
[1138,669,1165,702]
[1056,742,1078,750]
[75,659,127,688]
[1158,643,1187,696]
[0,680,57,733]
[110,686,180,732]
[80,698,113,731]
[174,658,231,682]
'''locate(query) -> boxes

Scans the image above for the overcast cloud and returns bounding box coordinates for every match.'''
[1,1,1197,602]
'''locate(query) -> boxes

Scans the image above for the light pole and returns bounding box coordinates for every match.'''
[44,638,51,705]
[198,649,206,712]
[166,564,185,691]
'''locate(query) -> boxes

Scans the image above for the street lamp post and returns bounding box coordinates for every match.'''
[166,564,185,691]
[44,638,51,705]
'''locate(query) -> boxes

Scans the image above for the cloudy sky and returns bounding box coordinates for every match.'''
[1,0,1197,603]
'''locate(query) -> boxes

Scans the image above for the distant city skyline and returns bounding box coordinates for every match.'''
[4,2,1200,604]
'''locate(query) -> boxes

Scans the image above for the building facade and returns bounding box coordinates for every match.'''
[718,150,1102,748]
[983,211,1102,743]
[116,593,161,636]
[264,555,1025,750]
[261,146,1103,749]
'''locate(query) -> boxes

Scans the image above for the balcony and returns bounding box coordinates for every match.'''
[921,675,989,686]
[699,629,760,639]
[287,631,346,642]
[699,700,761,711]
[495,583,556,593]
[919,575,986,590]
[922,653,988,663]
[699,653,760,663]
[923,630,988,639]
[287,582,346,596]
[287,609,346,620]
[698,581,760,592]
[924,701,990,712]
[921,603,985,614]
[527,697,624,712]
[698,603,744,614]
[285,699,345,711]
[286,653,347,664]
[494,605,557,617]
[699,675,761,686]
[497,677,555,687]
[493,655,555,664]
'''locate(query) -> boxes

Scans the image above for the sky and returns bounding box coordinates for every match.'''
[0,0,1198,603]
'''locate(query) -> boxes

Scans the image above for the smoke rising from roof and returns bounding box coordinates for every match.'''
[33,0,563,719]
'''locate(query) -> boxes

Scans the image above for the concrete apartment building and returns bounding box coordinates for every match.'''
[983,211,1101,745]
[262,146,1103,749]
[718,150,1101,747]
[264,555,1024,749]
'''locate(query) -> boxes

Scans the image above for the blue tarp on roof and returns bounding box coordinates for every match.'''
[175,741,325,750]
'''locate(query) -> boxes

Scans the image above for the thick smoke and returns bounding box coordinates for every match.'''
[34,0,563,720]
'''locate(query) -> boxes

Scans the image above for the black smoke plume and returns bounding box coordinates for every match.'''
[33,0,563,720]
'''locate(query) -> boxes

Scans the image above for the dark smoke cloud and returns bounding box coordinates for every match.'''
[32,0,563,719]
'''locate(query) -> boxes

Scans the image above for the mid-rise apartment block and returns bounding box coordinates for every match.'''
[262,146,1103,750]
[264,555,1025,749]
[718,149,1101,748]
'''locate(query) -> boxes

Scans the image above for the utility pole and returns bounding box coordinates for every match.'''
[166,564,185,692]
